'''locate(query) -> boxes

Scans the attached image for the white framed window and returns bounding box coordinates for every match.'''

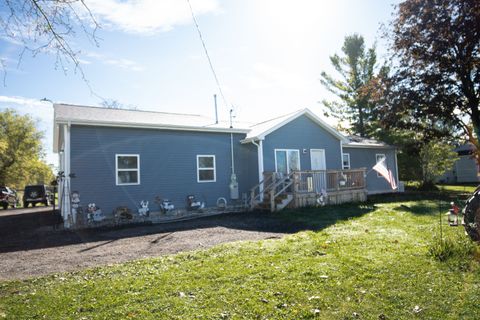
[197,155,216,182]
[342,153,351,170]
[116,154,140,185]
[376,153,386,178]
[275,149,301,174]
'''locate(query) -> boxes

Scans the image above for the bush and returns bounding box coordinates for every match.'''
[428,233,478,270]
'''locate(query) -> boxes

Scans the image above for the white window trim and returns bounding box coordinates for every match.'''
[116,154,140,186]
[376,153,386,178]
[274,149,301,174]
[197,155,216,183]
[342,153,351,170]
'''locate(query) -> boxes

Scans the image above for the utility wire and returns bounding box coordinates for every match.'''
[186,0,229,108]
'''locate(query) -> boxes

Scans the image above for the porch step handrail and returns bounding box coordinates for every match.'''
[249,173,275,209]
[249,171,295,211]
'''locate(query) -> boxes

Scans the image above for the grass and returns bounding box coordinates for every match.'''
[404,181,478,195]
[1,198,480,319]
[436,184,478,194]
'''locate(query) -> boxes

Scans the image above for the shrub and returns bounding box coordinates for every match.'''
[428,233,478,270]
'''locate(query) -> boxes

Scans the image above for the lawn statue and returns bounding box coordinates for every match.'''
[87,203,105,223]
[71,191,85,224]
[447,202,460,226]
[160,199,175,213]
[138,200,150,217]
[186,195,205,211]
[463,187,480,242]
[316,189,327,206]
[114,206,133,220]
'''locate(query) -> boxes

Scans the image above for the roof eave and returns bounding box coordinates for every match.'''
[54,118,250,134]
[343,143,396,149]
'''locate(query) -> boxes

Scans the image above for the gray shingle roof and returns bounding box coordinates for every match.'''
[54,103,250,132]
[344,135,394,148]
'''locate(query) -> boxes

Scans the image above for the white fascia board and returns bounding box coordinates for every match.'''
[54,119,250,134]
[53,123,60,153]
[342,143,396,149]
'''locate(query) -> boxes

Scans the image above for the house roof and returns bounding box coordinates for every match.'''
[53,104,394,152]
[54,103,251,131]
[344,135,395,149]
[454,143,475,152]
[241,108,348,143]
[53,103,251,152]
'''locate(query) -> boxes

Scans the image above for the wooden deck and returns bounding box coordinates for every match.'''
[250,169,367,211]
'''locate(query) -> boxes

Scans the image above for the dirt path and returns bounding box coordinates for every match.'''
[0,211,307,280]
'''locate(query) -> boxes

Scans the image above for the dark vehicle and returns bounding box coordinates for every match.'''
[23,185,53,208]
[0,186,18,209]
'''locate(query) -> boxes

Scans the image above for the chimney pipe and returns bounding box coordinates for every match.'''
[213,94,218,124]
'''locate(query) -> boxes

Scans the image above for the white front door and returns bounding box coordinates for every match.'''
[310,149,327,192]
[310,149,326,170]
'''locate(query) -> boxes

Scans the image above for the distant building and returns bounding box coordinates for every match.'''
[438,143,480,183]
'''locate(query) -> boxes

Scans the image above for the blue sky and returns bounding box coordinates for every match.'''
[0,0,398,167]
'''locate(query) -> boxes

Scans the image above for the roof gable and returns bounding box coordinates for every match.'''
[242,108,348,143]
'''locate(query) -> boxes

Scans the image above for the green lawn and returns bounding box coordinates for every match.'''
[437,184,478,194]
[1,199,480,319]
[404,181,479,195]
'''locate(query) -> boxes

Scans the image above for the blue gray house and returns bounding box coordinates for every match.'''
[53,104,399,228]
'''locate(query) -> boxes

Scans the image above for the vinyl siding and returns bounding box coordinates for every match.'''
[343,147,398,194]
[261,115,342,172]
[70,125,257,216]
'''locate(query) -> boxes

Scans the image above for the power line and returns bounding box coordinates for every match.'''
[186,0,229,108]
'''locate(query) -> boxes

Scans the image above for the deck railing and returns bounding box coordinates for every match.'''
[263,168,366,194]
[295,168,366,193]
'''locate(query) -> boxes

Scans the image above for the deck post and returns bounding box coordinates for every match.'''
[270,189,275,212]
[293,172,298,208]
[250,189,255,210]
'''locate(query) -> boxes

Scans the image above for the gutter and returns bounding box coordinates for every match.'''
[54,119,250,134]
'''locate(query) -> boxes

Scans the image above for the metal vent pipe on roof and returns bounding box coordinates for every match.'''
[214,94,218,124]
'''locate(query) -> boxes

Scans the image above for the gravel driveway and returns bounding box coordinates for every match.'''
[0,209,308,280]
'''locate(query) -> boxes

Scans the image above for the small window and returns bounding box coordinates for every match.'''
[342,153,350,170]
[197,155,216,182]
[376,154,386,177]
[116,154,140,185]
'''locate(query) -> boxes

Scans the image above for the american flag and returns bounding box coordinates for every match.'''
[373,157,397,190]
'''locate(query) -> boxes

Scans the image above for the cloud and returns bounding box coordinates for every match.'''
[0,95,50,108]
[82,51,144,71]
[87,0,220,34]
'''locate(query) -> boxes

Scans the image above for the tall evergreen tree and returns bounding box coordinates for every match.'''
[320,34,378,137]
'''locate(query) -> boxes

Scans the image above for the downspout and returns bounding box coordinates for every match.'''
[230,133,235,174]
[251,139,264,201]
[229,132,239,199]
[63,122,72,228]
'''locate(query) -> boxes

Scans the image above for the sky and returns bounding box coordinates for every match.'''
[0,0,399,168]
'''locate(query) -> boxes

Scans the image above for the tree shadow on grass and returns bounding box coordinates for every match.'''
[277,203,377,229]
[392,202,444,216]
[0,203,376,254]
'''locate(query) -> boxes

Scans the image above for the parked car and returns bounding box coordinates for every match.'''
[0,186,18,209]
[23,185,53,208]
